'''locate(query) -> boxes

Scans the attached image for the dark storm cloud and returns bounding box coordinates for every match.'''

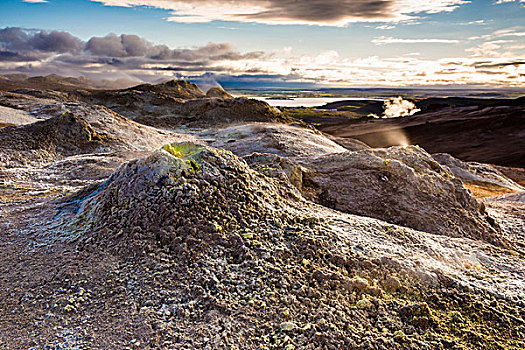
[93,0,468,25]
[85,34,265,61]
[86,33,153,57]
[29,30,83,53]
[472,60,525,68]
[0,27,266,83]
[0,27,83,53]
[0,27,261,64]
[0,28,30,51]
[0,28,263,64]
[244,0,393,22]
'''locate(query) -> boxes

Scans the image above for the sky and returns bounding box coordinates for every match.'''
[0,0,524,88]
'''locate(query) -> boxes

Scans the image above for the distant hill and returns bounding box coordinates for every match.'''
[0,73,140,91]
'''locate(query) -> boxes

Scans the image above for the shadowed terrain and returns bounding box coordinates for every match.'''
[314,97,525,167]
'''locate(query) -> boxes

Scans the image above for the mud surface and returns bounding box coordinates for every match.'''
[0,82,524,349]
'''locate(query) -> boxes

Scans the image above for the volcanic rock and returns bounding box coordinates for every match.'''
[208,123,347,158]
[71,82,289,129]
[128,79,206,99]
[0,103,196,167]
[46,142,522,349]
[0,111,116,167]
[72,143,301,254]
[132,97,292,128]
[296,145,503,245]
[206,86,234,99]
[1,84,524,349]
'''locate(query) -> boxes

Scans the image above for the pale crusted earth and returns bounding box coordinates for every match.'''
[0,105,38,127]
[0,83,524,349]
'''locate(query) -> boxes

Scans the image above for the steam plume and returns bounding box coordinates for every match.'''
[382,97,420,118]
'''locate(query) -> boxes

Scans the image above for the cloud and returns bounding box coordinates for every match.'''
[84,33,265,62]
[0,27,83,53]
[29,30,84,53]
[1,27,524,87]
[470,27,525,41]
[495,0,524,5]
[372,36,460,44]
[508,44,525,50]
[0,27,267,83]
[86,33,152,57]
[457,20,487,25]
[466,41,507,57]
[22,0,49,3]
[496,31,525,37]
[91,0,469,26]
[465,28,525,58]
[376,25,396,30]
[0,27,261,64]
[472,60,525,68]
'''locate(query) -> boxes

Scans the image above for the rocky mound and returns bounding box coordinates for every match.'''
[206,86,233,99]
[134,97,292,129]
[0,103,196,167]
[208,123,347,158]
[295,146,502,245]
[0,111,117,167]
[75,88,185,121]
[73,143,299,253]
[68,80,205,124]
[127,79,206,99]
[70,81,290,129]
[42,143,522,349]
[199,125,501,244]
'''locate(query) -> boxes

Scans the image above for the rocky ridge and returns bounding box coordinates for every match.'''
[205,86,234,99]
[70,80,290,128]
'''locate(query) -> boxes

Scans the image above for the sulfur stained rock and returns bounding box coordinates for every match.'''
[71,142,301,256]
